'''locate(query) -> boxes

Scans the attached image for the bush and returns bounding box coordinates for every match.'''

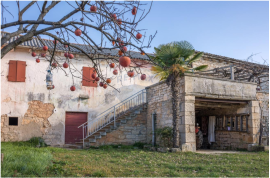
[155,127,173,147]
[28,137,47,147]
[133,142,145,149]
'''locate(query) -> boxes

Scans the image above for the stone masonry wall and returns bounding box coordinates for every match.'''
[146,81,172,145]
[1,114,20,142]
[1,100,54,142]
[90,110,147,146]
[146,78,186,147]
[256,92,269,146]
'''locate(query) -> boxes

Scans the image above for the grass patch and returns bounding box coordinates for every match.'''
[1,142,53,177]
[1,142,269,177]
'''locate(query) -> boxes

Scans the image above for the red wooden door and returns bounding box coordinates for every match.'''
[65,112,87,144]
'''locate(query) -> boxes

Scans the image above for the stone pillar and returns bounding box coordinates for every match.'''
[248,101,260,144]
[179,95,196,152]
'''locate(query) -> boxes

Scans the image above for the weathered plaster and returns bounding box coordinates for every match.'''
[1,48,159,145]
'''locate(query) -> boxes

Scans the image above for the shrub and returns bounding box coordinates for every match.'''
[133,142,145,149]
[155,127,173,147]
[28,137,47,147]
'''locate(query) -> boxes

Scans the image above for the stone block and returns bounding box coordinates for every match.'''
[181,115,195,125]
[184,103,195,112]
[249,101,259,107]
[126,135,136,139]
[157,147,169,153]
[248,119,260,128]
[171,148,181,153]
[264,146,269,151]
[150,147,156,151]
[181,143,190,152]
[1,128,9,133]
[180,132,195,143]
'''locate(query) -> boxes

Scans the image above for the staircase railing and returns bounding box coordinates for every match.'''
[78,89,147,147]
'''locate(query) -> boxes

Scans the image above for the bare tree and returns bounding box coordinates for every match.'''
[1,1,157,91]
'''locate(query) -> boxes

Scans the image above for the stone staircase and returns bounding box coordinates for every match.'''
[74,103,147,148]
[73,89,147,149]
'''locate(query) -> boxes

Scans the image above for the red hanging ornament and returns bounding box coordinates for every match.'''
[52,62,57,67]
[106,78,111,84]
[63,62,69,68]
[91,73,96,79]
[43,46,48,51]
[110,63,115,68]
[117,19,122,25]
[141,74,146,80]
[68,53,74,59]
[132,7,137,15]
[121,46,127,52]
[90,5,97,12]
[127,70,134,77]
[119,56,131,67]
[70,85,76,91]
[136,33,142,39]
[75,29,82,36]
[113,69,118,75]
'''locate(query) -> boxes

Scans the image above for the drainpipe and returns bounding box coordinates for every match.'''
[152,112,157,146]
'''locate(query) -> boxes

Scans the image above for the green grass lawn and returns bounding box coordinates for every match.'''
[1,142,269,177]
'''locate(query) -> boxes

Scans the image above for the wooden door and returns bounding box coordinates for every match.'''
[65,112,87,144]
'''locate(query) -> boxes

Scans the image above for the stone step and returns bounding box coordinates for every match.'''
[63,144,83,149]
[120,119,127,124]
[125,116,131,120]
[95,135,102,139]
[100,132,106,136]
[89,138,96,143]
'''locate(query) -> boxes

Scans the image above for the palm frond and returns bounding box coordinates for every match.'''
[187,52,203,64]
[193,65,208,71]
[151,66,169,81]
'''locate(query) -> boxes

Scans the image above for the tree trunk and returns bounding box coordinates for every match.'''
[171,75,180,148]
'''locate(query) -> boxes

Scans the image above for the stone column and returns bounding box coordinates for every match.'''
[179,95,196,152]
[247,101,260,144]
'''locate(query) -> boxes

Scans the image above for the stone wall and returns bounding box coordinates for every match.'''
[1,115,20,142]
[90,110,147,146]
[146,81,172,145]
[184,74,257,100]
[256,92,269,146]
[1,100,55,142]
[215,131,250,150]
[146,78,188,147]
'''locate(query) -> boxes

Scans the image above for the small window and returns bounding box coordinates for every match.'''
[82,67,97,87]
[9,117,18,126]
[7,60,26,82]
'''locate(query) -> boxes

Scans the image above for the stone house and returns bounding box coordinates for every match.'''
[1,33,269,151]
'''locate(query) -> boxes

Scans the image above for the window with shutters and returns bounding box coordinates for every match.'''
[7,60,26,82]
[82,67,97,87]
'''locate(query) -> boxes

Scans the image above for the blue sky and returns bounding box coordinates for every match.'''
[2,1,269,64]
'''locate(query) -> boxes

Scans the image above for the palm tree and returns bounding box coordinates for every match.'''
[151,41,208,148]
